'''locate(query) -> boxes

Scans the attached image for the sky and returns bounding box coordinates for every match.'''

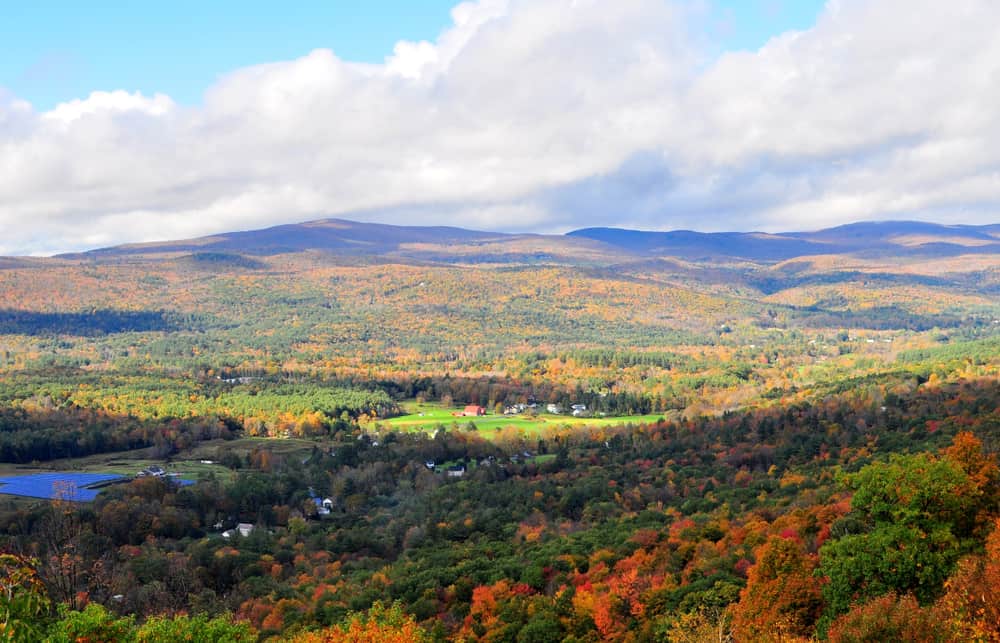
[2,1,822,110]
[1,0,997,255]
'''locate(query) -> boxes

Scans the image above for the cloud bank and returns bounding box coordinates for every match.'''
[1,0,999,255]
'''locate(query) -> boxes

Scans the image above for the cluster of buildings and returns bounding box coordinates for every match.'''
[502,402,589,416]
[424,461,468,477]
[424,451,538,479]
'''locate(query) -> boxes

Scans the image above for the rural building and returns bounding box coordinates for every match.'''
[546,404,563,414]
[308,488,334,515]
[313,497,334,516]
[447,465,466,478]
[461,405,486,417]
[222,523,256,539]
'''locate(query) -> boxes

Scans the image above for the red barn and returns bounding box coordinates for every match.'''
[462,405,486,417]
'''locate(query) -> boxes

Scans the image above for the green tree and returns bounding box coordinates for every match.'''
[818,453,979,625]
[0,554,51,643]
[135,614,255,643]
[45,604,135,643]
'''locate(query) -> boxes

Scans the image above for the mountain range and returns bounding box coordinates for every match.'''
[48,218,1000,264]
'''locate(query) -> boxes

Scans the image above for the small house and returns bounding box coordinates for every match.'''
[461,405,486,417]
[313,497,333,516]
[447,465,466,478]
[546,404,563,415]
[222,523,255,539]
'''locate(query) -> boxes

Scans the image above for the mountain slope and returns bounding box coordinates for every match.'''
[64,218,511,258]
[565,228,836,261]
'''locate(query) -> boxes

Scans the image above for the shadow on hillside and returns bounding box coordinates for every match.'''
[0,309,183,336]
[789,306,962,331]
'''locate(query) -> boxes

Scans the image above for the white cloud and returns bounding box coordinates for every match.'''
[1,0,999,255]
[43,90,175,124]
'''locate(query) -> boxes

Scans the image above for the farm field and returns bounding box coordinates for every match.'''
[0,452,229,479]
[372,402,668,437]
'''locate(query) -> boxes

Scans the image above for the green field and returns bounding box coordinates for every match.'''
[372,402,668,437]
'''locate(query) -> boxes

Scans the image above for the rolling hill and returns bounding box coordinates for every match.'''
[568,220,1000,261]
[46,217,1000,265]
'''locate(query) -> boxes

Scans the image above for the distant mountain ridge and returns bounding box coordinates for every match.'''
[568,220,1000,261]
[49,217,1000,264]
[65,218,510,258]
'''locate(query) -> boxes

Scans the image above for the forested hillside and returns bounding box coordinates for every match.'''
[0,219,998,641]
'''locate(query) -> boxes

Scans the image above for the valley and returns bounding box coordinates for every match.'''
[1,218,998,641]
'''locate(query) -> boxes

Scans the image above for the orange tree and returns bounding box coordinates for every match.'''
[289,602,426,643]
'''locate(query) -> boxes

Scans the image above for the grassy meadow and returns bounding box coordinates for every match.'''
[371,401,669,438]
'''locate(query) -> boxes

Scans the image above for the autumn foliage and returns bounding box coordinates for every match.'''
[825,593,950,643]
[290,602,426,643]
[731,535,823,642]
[936,518,1000,642]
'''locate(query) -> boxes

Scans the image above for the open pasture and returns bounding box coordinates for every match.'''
[373,402,668,437]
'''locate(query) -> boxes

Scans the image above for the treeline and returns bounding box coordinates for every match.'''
[898,334,1000,365]
[559,348,693,370]
[0,309,214,336]
[790,305,963,331]
[0,381,399,463]
[380,375,665,415]
[0,406,237,463]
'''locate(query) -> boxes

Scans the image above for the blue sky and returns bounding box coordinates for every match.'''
[2,0,825,109]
